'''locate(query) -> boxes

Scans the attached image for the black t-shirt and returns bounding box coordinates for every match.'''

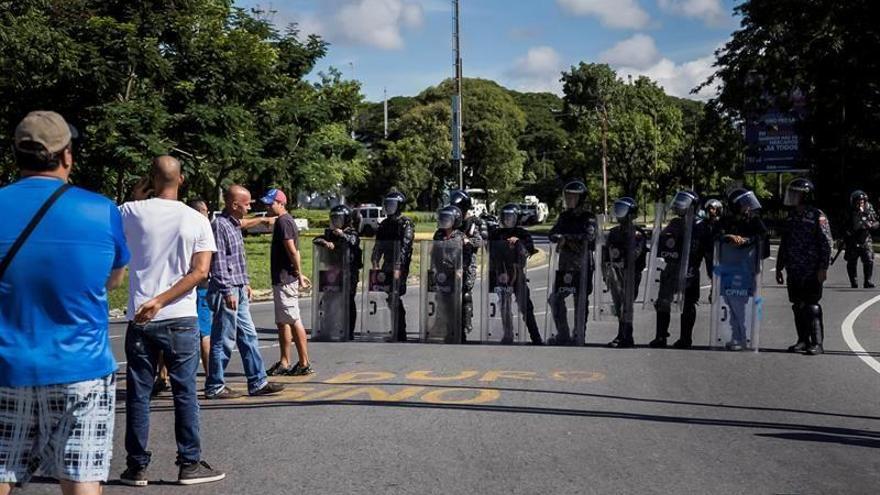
[271,213,299,285]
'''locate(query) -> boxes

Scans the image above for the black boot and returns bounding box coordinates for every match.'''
[674,307,696,349]
[805,304,824,355]
[649,311,670,348]
[865,262,875,288]
[847,261,859,288]
[787,304,808,353]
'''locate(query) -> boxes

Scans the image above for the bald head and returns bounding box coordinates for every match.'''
[151,155,181,186]
[224,184,252,219]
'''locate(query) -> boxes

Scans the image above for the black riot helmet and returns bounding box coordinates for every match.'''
[783,178,815,207]
[383,191,407,217]
[612,197,638,222]
[499,203,521,229]
[670,190,699,217]
[563,181,588,210]
[437,205,463,230]
[329,204,352,229]
[704,198,723,220]
[851,190,868,208]
[448,190,472,215]
[727,188,761,216]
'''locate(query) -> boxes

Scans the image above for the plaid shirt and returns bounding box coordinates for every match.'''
[209,212,249,294]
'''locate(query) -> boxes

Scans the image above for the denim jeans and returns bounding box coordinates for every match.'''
[205,285,268,395]
[124,317,201,468]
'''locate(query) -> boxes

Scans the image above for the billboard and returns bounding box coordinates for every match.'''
[744,109,807,173]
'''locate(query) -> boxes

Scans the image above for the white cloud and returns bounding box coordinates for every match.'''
[658,0,726,26]
[333,0,425,50]
[599,34,661,70]
[617,54,718,100]
[557,0,650,29]
[506,46,566,93]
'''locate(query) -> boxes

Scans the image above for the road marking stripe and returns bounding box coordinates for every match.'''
[841,293,880,375]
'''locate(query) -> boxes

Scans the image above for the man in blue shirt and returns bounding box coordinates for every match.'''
[0,111,129,494]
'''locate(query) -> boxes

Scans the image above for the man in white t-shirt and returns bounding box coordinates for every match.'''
[118,156,225,487]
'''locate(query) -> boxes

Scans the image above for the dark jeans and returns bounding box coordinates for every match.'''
[125,317,201,468]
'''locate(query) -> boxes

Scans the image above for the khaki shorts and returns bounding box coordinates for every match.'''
[273,281,301,324]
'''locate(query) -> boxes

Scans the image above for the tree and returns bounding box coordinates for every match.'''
[705,0,880,209]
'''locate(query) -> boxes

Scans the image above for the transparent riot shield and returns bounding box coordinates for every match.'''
[420,238,464,343]
[481,239,532,344]
[643,203,667,310]
[545,235,592,345]
[593,215,613,320]
[360,240,402,342]
[311,243,352,342]
[709,240,763,351]
[599,220,639,326]
[673,208,696,313]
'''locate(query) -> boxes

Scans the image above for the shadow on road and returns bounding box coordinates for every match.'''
[755,432,880,449]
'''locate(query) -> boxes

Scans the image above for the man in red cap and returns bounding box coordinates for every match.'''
[261,189,314,376]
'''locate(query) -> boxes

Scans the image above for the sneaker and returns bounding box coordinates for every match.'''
[178,460,226,485]
[725,341,744,352]
[120,466,148,487]
[286,362,315,377]
[204,387,243,400]
[250,382,285,396]
[266,361,292,376]
[151,378,169,399]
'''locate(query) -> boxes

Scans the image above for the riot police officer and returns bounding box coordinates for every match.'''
[447,190,488,341]
[716,187,769,351]
[776,179,833,355]
[548,181,598,345]
[488,203,543,345]
[844,190,878,288]
[431,206,468,343]
[370,191,415,341]
[649,191,711,349]
[313,205,362,340]
[604,197,648,348]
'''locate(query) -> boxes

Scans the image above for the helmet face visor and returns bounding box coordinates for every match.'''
[501,211,518,229]
[330,214,346,229]
[612,201,633,220]
[437,212,456,230]
[734,191,762,214]
[383,198,400,216]
[563,192,580,210]
[670,192,696,216]
[783,189,804,207]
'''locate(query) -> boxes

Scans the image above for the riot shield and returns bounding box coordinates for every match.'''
[545,234,592,345]
[642,203,667,310]
[420,238,464,343]
[599,220,639,326]
[709,240,763,351]
[360,240,402,342]
[311,243,352,342]
[481,239,531,344]
[673,209,696,313]
[593,215,613,320]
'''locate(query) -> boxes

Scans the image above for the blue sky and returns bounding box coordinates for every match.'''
[237,0,740,102]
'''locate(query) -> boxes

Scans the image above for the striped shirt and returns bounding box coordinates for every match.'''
[209,212,249,293]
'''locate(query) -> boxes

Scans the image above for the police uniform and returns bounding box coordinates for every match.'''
[845,202,878,288]
[488,226,543,344]
[371,214,415,341]
[604,222,647,346]
[777,207,833,352]
[652,217,712,348]
[314,226,362,339]
[548,208,598,344]
[430,228,467,343]
[458,215,488,341]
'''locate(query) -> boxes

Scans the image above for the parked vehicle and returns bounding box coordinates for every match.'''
[517,196,549,225]
[355,204,387,237]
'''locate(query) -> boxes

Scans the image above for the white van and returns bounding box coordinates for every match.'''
[355,204,387,237]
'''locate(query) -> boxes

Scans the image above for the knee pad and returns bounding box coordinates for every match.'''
[463,292,473,305]
[804,304,822,319]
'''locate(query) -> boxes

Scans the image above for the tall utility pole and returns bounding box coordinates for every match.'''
[452,0,464,189]
[383,87,389,139]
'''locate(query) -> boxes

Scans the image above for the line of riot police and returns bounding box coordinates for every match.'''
[309,179,839,355]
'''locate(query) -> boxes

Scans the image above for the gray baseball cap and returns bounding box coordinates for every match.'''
[14,111,79,155]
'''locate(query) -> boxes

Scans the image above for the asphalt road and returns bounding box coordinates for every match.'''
[22,245,880,494]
